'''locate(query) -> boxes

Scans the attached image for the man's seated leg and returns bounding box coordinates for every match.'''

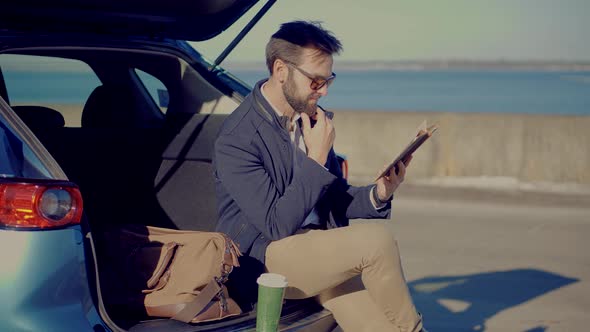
[265,223,423,331]
[317,276,397,332]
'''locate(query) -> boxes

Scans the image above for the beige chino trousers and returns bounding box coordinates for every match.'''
[265,223,423,332]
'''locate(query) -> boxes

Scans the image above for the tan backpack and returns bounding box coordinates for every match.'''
[99,225,242,323]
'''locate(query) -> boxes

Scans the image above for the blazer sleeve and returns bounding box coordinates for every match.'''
[215,133,337,241]
[325,149,391,220]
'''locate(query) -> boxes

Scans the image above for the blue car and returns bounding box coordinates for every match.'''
[0,1,338,331]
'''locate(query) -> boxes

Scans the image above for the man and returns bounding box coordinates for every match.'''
[214,21,425,332]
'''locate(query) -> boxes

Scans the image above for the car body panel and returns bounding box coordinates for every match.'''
[0,227,104,331]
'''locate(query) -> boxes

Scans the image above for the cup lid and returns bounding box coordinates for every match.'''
[257,273,288,288]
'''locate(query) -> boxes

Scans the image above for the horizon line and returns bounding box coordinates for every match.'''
[222,59,590,71]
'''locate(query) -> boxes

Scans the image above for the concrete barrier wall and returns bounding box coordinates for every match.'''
[332,111,590,185]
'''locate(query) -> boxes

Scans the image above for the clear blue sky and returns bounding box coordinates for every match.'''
[191,0,590,63]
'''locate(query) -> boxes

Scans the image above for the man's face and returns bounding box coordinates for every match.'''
[282,48,334,117]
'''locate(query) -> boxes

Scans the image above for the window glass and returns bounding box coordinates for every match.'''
[135,69,168,114]
[0,112,51,179]
[0,54,100,127]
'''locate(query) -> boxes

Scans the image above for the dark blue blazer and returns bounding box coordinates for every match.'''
[213,80,391,265]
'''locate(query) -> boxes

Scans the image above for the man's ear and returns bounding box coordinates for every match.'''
[273,59,288,84]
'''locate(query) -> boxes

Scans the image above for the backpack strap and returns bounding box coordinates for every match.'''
[171,278,223,323]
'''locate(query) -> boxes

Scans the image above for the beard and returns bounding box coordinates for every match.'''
[282,75,318,117]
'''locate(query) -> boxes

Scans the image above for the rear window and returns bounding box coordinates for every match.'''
[135,69,169,114]
[0,54,100,127]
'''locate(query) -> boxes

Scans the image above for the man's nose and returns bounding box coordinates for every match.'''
[316,83,329,96]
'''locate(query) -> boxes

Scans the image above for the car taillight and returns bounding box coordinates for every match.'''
[0,179,83,229]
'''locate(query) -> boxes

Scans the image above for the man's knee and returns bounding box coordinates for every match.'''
[352,223,399,259]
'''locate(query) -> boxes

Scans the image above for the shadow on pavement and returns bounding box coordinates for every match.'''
[409,268,577,332]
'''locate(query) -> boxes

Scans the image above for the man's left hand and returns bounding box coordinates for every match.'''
[375,155,413,201]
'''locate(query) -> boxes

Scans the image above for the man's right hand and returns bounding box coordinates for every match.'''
[301,107,335,166]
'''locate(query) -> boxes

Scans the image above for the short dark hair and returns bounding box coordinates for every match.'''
[265,20,342,74]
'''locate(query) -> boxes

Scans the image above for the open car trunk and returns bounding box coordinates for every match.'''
[0,40,336,331]
[0,1,338,329]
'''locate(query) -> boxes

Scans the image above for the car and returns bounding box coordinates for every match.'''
[0,0,339,331]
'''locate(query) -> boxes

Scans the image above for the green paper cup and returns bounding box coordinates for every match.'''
[256,273,288,332]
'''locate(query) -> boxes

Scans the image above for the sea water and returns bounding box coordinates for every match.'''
[3,69,590,115]
[232,69,590,115]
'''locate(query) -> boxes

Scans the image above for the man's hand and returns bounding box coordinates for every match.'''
[301,107,335,165]
[375,155,413,201]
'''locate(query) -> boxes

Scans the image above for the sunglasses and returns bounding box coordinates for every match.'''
[284,61,336,91]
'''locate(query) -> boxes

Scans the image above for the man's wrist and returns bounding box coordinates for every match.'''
[308,151,327,166]
[372,185,393,205]
[370,185,392,210]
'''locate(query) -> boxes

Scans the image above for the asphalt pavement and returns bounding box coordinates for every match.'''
[352,183,590,332]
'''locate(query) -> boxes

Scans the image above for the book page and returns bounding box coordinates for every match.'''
[375,121,438,181]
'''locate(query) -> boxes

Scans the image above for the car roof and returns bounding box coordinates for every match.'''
[0,0,259,42]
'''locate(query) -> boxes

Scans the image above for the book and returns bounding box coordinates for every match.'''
[375,121,439,181]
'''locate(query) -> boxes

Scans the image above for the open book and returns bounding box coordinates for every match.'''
[375,121,439,181]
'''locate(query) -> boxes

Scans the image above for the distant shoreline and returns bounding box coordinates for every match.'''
[223,60,590,72]
[5,60,589,73]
